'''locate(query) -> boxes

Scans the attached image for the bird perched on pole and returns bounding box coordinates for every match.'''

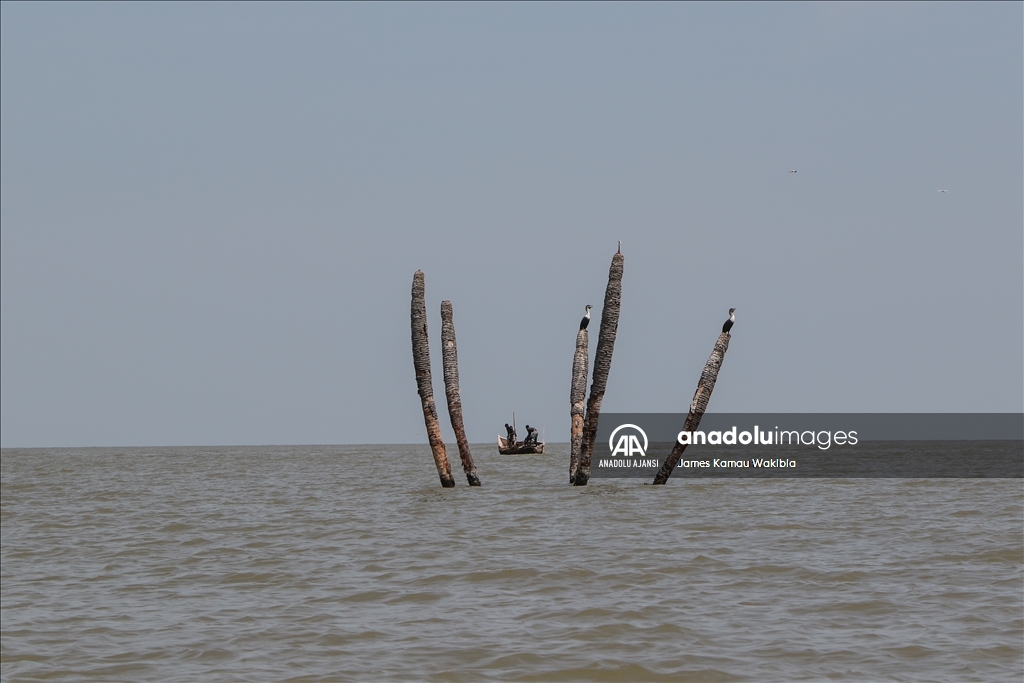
[722,308,736,334]
[579,305,592,331]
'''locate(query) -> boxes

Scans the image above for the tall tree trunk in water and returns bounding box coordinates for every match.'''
[653,331,731,485]
[574,250,624,486]
[440,300,480,486]
[411,271,455,488]
[568,327,589,484]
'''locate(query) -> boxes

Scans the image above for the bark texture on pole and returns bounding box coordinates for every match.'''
[568,328,589,484]
[653,331,732,485]
[574,251,624,486]
[411,271,455,488]
[440,300,480,486]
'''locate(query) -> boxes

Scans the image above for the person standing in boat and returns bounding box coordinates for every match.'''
[524,425,539,446]
[505,423,517,445]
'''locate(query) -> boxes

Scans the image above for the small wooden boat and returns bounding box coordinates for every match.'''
[497,436,545,455]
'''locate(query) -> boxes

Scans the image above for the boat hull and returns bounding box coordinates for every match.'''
[497,436,545,455]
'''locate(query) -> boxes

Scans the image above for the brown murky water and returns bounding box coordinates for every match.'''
[1,445,1021,681]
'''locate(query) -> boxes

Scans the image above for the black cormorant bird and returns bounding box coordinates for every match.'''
[580,305,592,330]
[722,308,736,334]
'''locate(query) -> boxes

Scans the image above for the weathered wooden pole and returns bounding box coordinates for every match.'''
[568,326,589,483]
[653,329,732,485]
[574,249,624,486]
[440,300,480,486]
[411,271,455,488]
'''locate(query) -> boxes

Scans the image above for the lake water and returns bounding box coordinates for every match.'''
[2,444,1021,681]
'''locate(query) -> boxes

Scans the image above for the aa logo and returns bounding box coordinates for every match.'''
[608,424,648,457]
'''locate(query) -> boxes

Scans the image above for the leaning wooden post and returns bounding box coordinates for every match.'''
[568,327,589,483]
[574,249,624,486]
[653,330,731,485]
[568,326,589,483]
[441,300,480,486]
[411,271,455,488]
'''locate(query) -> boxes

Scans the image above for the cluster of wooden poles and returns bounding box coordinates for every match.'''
[411,246,732,488]
[410,271,479,487]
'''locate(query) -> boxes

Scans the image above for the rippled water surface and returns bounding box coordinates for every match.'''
[2,445,1022,681]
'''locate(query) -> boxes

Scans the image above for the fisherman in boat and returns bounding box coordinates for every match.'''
[524,425,539,446]
[505,423,517,444]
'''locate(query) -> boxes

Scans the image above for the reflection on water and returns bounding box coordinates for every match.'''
[2,445,1021,681]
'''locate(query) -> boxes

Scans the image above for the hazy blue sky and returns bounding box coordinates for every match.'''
[2,2,1021,447]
